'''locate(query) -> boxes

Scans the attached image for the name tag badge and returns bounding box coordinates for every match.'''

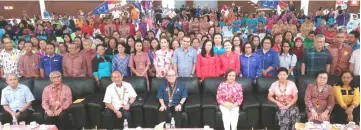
[54,59,59,62]
[11,55,17,61]
[231,60,234,63]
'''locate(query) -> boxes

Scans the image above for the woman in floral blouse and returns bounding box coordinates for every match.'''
[129,40,151,91]
[216,69,243,130]
[268,67,301,130]
[112,42,130,76]
[154,38,173,77]
[305,70,335,122]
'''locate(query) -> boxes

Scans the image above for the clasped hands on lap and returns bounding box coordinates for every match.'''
[159,104,182,112]
[46,109,63,117]
[222,102,239,110]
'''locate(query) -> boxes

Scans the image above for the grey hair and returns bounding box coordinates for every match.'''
[5,73,18,80]
[314,34,326,41]
[49,71,62,78]
[83,39,93,45]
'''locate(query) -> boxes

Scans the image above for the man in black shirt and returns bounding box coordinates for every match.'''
[232,2,238,13]
[0,16,8,29]
[154,6,163,24]
[180,5,186,12]
[190,5,196,19]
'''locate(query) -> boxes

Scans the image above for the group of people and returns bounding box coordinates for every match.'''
[1,71,72,129]
[0,1,359,130]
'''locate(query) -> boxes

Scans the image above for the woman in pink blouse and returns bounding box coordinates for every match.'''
[118,19,130,39]
[129,41,151,91]
[268,67,300,130]
[36,40,47,56]
[219,40,240,76]
[305,70,335,122]
[154,38,173,77]
[216,69,243,130]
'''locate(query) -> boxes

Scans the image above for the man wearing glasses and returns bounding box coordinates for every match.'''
[42,71,72,129]
[157,69,188,128]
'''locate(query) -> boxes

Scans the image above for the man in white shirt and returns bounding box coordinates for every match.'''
[103,71,137,130]
[349,49,360,75]
[166,8,176,19]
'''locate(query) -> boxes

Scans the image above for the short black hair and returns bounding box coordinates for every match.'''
[242,42,254,53]
[1,36,11,43]
[315,70,328,79]
[261,37,274,48]
[225,69,237,79]
[278,67,289,75]
[349,30,360,39]
[46,43,56,49]
[96,44,105,51]
[24,41,33,46]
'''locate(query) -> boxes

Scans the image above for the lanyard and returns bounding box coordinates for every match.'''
[167,85,177,106]
[114,85,126,106]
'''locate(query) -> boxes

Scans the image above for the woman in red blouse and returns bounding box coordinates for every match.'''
[216,69,243,130]
[196,40,220,81]
[81,20,94,36]
[219,40,240,75]
[127,18,136,36]
[114,18,120,32]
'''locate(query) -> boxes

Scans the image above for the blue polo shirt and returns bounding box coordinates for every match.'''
[39,54,63,77]
[157,81,188,106]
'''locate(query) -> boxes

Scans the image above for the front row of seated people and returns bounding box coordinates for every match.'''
[1,71,72,130]
[0,69,359,130]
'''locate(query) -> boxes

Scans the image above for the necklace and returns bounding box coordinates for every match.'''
[315,85,325,108]
[114,85,127,106]
[278,81,287,104]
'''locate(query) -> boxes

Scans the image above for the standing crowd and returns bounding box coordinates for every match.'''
[0,1,359,130]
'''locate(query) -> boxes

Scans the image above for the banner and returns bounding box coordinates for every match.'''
[93,0,127,14]
[93,2,109,14]
[260,0,279,9]
[349,0,359,6]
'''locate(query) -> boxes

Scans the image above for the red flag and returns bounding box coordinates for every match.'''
[278,1,288,9]
[107,0,116,4]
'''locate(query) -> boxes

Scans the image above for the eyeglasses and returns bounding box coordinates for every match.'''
[50,76,61,79]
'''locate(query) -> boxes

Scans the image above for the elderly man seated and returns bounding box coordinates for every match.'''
[41,71,72,130]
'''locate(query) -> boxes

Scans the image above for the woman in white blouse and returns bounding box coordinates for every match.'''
[279,41,297,75]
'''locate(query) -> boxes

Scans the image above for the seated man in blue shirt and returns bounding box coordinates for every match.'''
[1,73,35,124]
[157,69,188,128]
[39,43,63,78]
